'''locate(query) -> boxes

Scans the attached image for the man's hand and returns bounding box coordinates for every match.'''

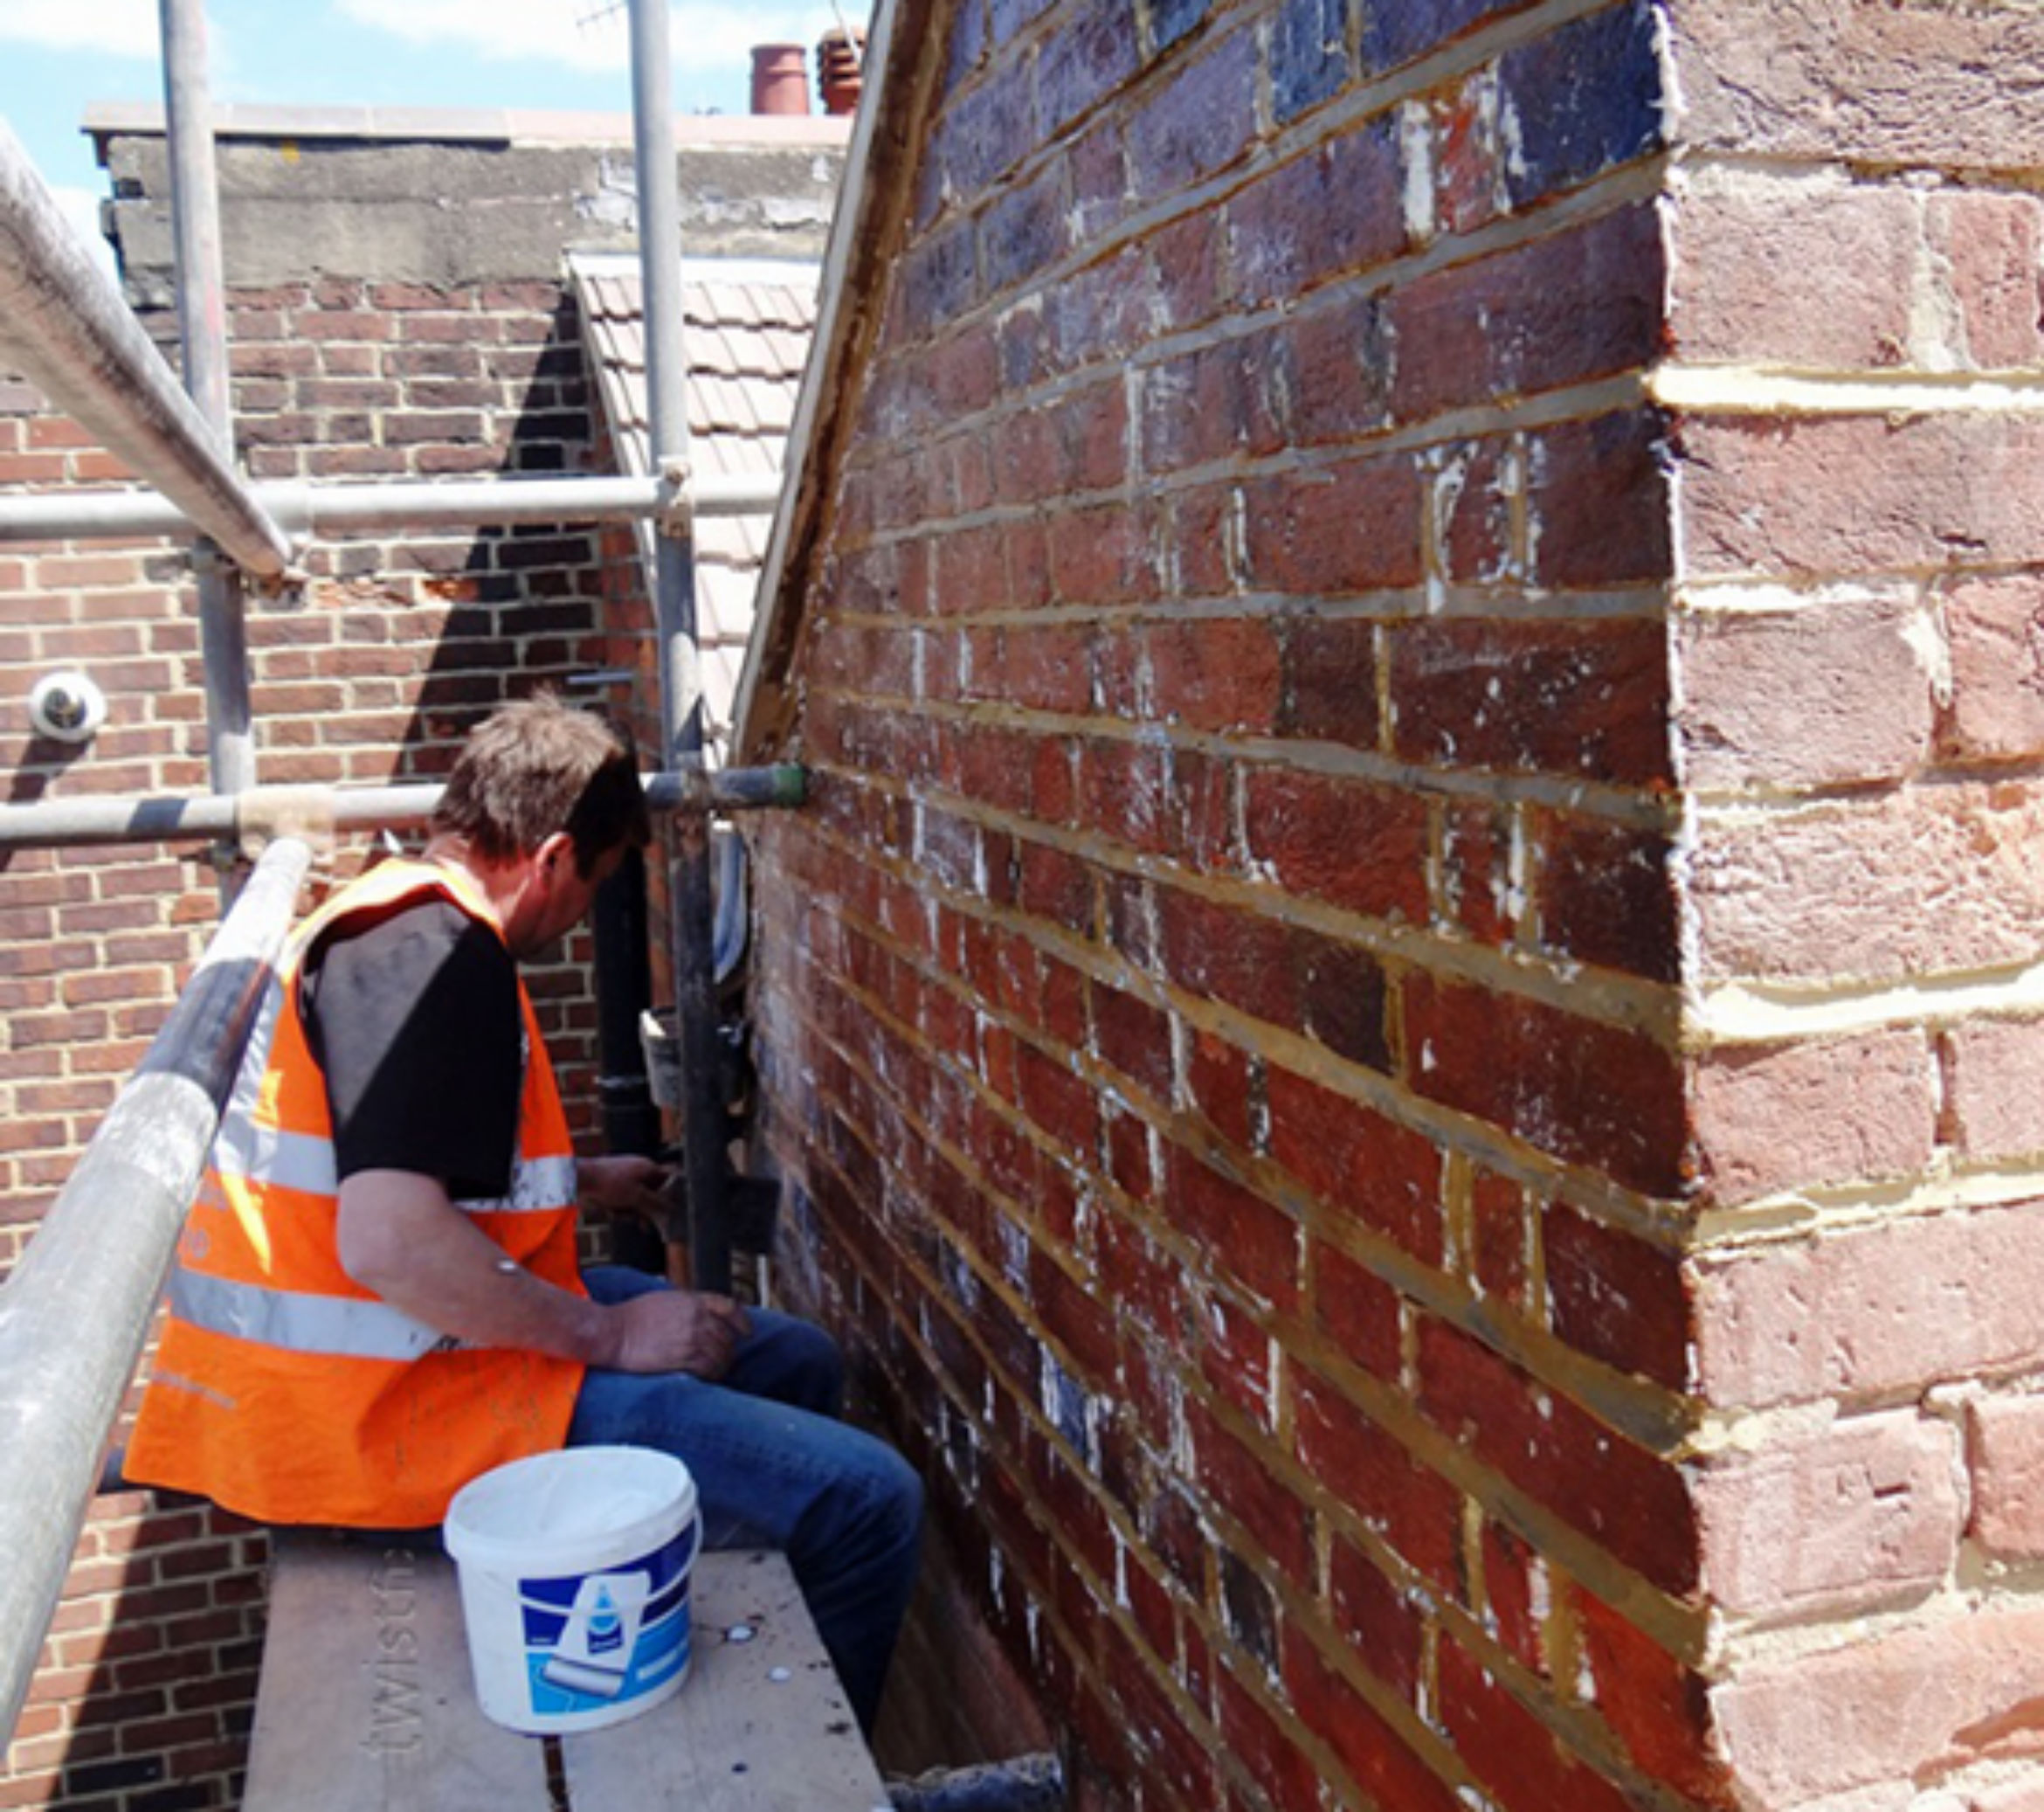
[577,1154,672,1226]
[602,1290,750,1380]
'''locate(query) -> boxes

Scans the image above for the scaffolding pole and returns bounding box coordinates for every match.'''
[632,0,732,1296]
[161,0,253,796]
[0,765,809,852]
[0,837,311,1745]
[0,470,782,543]
[0,121,292,580]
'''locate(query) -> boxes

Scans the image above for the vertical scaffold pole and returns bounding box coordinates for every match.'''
[160,0,255,799]
[630,0,732,1294]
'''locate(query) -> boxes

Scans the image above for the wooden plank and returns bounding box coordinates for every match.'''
[562,1548,894,1812]
[244,1533,550,1812]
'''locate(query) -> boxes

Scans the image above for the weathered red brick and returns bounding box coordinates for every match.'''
[1710,1605,2044,1804]
[1419,1318,1697,1594]
[1532,810,1677,982]
[1214,1666,1322,1810]
[1281,292,1397,450]
[1402,973,1686,1197]
[1268,1068,1443,1263]
[1226,115,1405,307]
[1187,1398,1315,1582]
[1470,1170,1532,1309]
[1694,1200,2044,1408]
[1967,1394,2044,1561]
[1543,1206,1689,1387]
[1674,0,2044,166]
[1295,926,1391,1072]
[1200,1290,1276,1428]
[1695,1411,1962,1615]
[1477,1518,1544,1676]
[1388,616,1669,785]
[1576,1594,1735,1806]
[1687,782,2044,985]
[1164,1145,1302,1309]
[1329,1533,1426,1704]
[1155,887,1295,1025]
[1438,1636,1640,1812]
[1428,69,1507,239]
[1240,767,1430,923]
[1435,800,1513,946]
[1432,436,1516,584]
[1526,410,1670,587]
[1275,610,1379,745]
[1047,500,1157,606]
[1241,453,1423,597]
[1681,589,1939,788]
[1281,1627,1463,1812]
[1089,981,1174,1102]
[1295,1367,1462,1589]
[1309,1241,1402,1381]
[1945,1016,2044,1165]
[1393,201,1664,422]
[1943,576,2044,763]
[1689,1028,1937,1204]
[1141,616,1281,734]
[1930,191,2044,369]
[1681,414,2044,579]
[1672,171,1917,367]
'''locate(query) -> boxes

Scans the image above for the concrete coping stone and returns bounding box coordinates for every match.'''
[82,101,853,152]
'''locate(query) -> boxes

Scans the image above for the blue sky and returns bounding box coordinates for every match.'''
[2,0,850,256]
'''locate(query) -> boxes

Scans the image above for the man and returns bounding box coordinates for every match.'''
[128,695,921,1733]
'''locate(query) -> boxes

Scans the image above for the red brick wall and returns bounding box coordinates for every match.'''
[749,1,2044,1809]
[750,0,1704,1806]
[1670,4,2044,1808]
[0,274,628,1809]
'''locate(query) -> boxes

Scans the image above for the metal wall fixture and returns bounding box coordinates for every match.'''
[25,670,108,745]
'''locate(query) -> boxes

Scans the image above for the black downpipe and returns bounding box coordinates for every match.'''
[589,843,665,1274]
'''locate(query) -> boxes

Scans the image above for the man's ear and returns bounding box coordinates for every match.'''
[535,831,577,879]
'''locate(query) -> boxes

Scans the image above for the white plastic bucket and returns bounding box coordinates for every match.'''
[443,1445,700,1735]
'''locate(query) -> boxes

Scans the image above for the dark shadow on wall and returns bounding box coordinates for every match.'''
[1,1491,268,1812]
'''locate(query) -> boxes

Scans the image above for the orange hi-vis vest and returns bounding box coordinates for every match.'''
[127,857,588,1529]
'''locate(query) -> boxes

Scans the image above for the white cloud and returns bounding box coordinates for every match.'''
[0,0,157,55]
[52,184,117,280]
[335,0,841,76]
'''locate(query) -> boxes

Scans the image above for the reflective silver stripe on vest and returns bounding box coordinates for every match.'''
[169,1264,462,1362]
[452,1154,578,1217]
[212,1123,575,1220]
[212,1117,339,1197]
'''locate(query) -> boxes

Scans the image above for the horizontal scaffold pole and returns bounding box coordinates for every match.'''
[0,764,809,851]
[0,470,786,544]
[0,121,293,580]
[0,837,312,1746]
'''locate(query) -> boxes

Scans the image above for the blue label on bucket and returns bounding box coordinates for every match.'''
[514,1520,698,1716]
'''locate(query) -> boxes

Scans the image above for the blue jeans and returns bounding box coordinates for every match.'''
[565,1267,922,1734]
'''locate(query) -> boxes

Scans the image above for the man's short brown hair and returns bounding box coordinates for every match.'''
[432,694,650,875]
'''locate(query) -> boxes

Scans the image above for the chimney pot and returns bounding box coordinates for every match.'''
[750,44,810,116]
[817,26,864,116]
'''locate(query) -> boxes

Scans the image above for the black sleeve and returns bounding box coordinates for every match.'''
[300,897,523,1199]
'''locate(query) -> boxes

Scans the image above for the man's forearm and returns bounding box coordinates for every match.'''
[336,1168,619,1365]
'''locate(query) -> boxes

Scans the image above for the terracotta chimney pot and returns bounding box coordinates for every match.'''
[751,44,810,116]
[817,27,865,116]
